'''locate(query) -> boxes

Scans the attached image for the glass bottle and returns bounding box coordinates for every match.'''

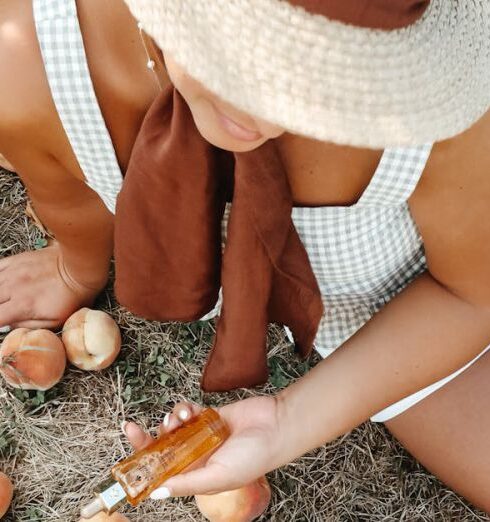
[81,408,229,518]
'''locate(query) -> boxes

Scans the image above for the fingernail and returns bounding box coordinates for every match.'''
[121,421,129,436]
[178,409,189,421]
[163,413,170,428]
[150,487,171,500]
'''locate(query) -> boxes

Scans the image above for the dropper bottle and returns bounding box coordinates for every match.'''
[81,408,229,518]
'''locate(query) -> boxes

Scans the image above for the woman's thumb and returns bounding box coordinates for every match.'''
[150,462,233,498]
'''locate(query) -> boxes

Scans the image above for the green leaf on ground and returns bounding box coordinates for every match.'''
[33,237,48,250]
[269,357,290,389]
[159,372,171,386]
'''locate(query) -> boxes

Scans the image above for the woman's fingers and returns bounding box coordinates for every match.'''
[173,402,203,422]
[158,412,180,435]
[13,319,60,330]
[0,298,59,330]
[158,402,204,435]
[123,403,198,448]
[122,421,154,451]
[0,296,12,331]
[0,301,22,329]
[0,257,12,272]
[124,402,206,458]
[0,280,10,304]
[122,403,240,500]
[150,461,232,498]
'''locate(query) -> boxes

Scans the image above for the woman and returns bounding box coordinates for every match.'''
[0,0,164,329]
[118,0,490,514]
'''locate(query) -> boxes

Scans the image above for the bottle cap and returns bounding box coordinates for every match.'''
[80,480,127,518]
[80,497,104,519]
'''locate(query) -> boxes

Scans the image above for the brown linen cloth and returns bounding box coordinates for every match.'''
[114,87,324,391]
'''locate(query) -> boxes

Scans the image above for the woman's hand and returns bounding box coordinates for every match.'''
[123,396,284,498]
[0,242,105,330]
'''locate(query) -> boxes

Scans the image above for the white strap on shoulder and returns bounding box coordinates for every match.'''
[32,0,123,213]
[357,144,433,207]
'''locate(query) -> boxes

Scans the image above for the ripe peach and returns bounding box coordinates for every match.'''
[0,472,14,518]
[0,329,66,390]
[195,476,271,522]
[62,308,121,371]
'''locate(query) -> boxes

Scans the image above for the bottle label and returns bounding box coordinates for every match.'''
[121,447,176,498]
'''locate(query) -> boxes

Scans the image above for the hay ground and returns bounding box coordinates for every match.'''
[0,168,487,522]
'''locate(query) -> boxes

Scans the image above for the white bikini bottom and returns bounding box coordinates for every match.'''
[370,344,490,422]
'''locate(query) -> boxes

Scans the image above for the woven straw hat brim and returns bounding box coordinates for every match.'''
[126,0,490,148]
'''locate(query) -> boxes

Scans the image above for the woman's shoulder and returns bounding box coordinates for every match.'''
[0,0,53,132]
[410,109,490,303]
[413,109,490,205]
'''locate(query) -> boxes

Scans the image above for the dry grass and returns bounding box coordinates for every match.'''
[0,168,488,522]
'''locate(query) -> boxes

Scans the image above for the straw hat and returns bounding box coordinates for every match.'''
[125,0,489,147]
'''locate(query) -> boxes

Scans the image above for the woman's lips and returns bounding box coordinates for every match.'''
[213,106,262,142]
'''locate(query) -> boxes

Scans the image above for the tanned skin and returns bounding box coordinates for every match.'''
[0,1,489,512]
[127,65,490,512]
[0,0,163,328]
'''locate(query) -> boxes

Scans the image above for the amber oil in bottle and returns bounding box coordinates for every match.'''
[113,408,229,504]
[80,408,229,517]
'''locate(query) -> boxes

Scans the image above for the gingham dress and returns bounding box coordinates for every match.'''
[291,145,432,357]
[32,0,433,362]
[33,0,123,214]
[211,145,433,359]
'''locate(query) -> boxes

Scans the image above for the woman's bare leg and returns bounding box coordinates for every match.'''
[386,348,490,513]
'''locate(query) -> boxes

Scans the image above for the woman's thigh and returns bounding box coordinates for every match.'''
[385,348,490,513]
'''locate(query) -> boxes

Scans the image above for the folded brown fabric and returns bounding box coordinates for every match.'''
[114,87,324,391]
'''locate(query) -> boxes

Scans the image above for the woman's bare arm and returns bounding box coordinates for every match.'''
[122,111,490,500]
[274,110,490,462]
[0,0,158,327]
[0,136,115,328]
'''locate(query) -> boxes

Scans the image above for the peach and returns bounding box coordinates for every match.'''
[195,476,271,522]
[79,512,129,522]
[0,329,66,390]
[62,308,121,371]
[0,472,13,518]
